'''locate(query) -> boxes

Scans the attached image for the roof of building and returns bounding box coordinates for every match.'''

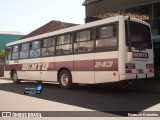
[21,21,78,39]
[82,0,99,5]
[83,0,160,6]
[0,31,24,35]
[83,0,160,18]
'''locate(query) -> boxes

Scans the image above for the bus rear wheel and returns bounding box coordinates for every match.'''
[58,70,72,89]
[12,71,20,84]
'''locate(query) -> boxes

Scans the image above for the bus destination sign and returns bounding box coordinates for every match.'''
[132,52,148,58]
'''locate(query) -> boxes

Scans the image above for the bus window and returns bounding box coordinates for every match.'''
[57,34,71,45]
[74,30,94,53]
[30,41,41,58]
[20,43,29,59]
[125,21,152,49]
[42,37,55,56]
[5,46,12,60]
[12,45,19,60]
[56,34,72,55]
[96,23,118,51]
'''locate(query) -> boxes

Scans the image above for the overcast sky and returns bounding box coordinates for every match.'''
[0,0,85,34]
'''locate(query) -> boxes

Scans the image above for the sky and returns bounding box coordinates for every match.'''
[0,0,85,34]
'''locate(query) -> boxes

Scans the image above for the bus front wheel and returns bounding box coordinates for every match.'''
[12,71,20,84]
[58,70,72,89]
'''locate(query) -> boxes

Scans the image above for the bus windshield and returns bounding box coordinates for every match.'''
[126,21,152,49]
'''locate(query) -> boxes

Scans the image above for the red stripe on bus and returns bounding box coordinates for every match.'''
[55,61,73,71]
[5,64,23,71]
[5,58,118,71]
[74,60,94,71]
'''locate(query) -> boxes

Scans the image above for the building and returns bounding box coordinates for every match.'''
[0,31,24,77]
[0,31,24,50]
[83,0,160,35]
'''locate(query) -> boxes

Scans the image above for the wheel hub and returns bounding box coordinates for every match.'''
[61,74,69,86]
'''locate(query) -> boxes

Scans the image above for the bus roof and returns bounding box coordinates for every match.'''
[6,15,149,46]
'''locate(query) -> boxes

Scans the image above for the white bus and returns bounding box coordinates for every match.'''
[4,15,154,89]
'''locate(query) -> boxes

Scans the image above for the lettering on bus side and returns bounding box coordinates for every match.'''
[95,61,114,68]
[94,59,118,71]
[22,63,49,71]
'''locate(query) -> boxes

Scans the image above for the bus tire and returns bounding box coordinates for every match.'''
[58,70,72,89]
[12,71,20,84]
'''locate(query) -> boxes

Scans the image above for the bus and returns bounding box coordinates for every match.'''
[4,15,154,89]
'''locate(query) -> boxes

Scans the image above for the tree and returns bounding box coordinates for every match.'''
[0,50,5,59]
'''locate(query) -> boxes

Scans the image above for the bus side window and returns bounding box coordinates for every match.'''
[20,43,29,59]
[42,37,55,57]
[74,30,94,53]
[30,41,41,58]
[56,34,72,55]
[96,23,118,52]
[12,45,19,60]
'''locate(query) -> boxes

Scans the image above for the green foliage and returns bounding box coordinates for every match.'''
[0,50,5,59]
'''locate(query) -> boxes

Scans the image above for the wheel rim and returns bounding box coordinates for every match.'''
[61,74,69,86]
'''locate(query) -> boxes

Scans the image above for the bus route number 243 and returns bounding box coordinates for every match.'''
[95,61,113,68]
